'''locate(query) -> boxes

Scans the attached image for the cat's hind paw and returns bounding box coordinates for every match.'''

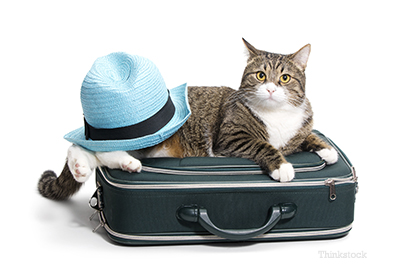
[316,148,338,165]
[71,162,93,183]
[67,145,96,183]
[270,163,295,182]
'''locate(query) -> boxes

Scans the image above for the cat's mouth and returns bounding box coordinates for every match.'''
[256,85,285,103]
[265,93,285,104]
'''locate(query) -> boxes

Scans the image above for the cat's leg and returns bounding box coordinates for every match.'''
[260,149,295,182]
[250,142,296,182]
[217,139,295,182]
[301,133,338,165]
[67,145,98,182]
[96,151,142,173]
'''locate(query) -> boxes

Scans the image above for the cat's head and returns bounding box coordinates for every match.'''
[239,39,310,110]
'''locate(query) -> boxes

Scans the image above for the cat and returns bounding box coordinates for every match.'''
[38,39,338,200]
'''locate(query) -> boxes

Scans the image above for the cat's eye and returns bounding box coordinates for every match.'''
[256,72,266,81]
[280,74,291,83]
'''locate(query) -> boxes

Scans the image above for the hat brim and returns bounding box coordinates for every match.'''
[64,83,191,152]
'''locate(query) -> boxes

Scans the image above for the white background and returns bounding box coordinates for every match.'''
[1,0,398,265]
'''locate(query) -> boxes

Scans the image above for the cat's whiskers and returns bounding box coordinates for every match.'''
[243,90,268,109]
[287,96,305,108]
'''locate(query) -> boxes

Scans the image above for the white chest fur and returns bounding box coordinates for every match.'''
[250,103,307,149]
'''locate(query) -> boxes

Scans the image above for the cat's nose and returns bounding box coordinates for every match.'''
[265,83,276,94]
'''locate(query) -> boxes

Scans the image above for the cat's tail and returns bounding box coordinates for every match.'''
[38,161,82,200]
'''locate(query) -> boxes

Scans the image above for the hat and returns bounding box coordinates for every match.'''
[64,52,191,152]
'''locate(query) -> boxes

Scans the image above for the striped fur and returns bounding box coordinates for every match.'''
[212,39,334,178]
[38,161,82,200]
[38,39,337,200]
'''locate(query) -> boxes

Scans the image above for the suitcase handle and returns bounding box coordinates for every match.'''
[176,203,296,241]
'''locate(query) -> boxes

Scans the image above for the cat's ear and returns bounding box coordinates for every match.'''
[290,44,311,70]
[242,38,261,58]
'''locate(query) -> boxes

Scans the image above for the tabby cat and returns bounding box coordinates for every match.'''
[38,39,338,200]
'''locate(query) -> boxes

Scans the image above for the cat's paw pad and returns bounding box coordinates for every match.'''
[316,148,338,165]
[68,160,93,183]
[270,163,295,182]
[120,157,142,173]
[67,146,94,183]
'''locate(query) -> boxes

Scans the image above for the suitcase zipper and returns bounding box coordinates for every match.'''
[140,162,326,176]
[89,183,105,233]
[98,166,355,192]
[141,166,263,175]
[325,179,336,201]
[323,167,358,201]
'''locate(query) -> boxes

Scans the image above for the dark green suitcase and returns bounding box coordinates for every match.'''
[89,131,358,245]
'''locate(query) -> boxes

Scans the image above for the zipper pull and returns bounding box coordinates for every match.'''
[92,221,104,233]
[89,210,99,221]
[325,179,336,201]
[89,184,105,233]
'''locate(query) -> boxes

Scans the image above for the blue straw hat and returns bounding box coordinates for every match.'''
[64,52,191,152]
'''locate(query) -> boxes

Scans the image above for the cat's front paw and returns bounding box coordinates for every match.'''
[120,157,142,173]
[316,148,338,165]
[270,163,295,182]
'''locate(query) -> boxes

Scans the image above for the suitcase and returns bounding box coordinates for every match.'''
[89,130,358,245]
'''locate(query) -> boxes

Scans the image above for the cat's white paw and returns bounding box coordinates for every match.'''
[316,148,338,165]
[96,151,142,173]
[67,145,96,183]
[270,163,295,182]
[119,156,142,173]
[70,161,93,183]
